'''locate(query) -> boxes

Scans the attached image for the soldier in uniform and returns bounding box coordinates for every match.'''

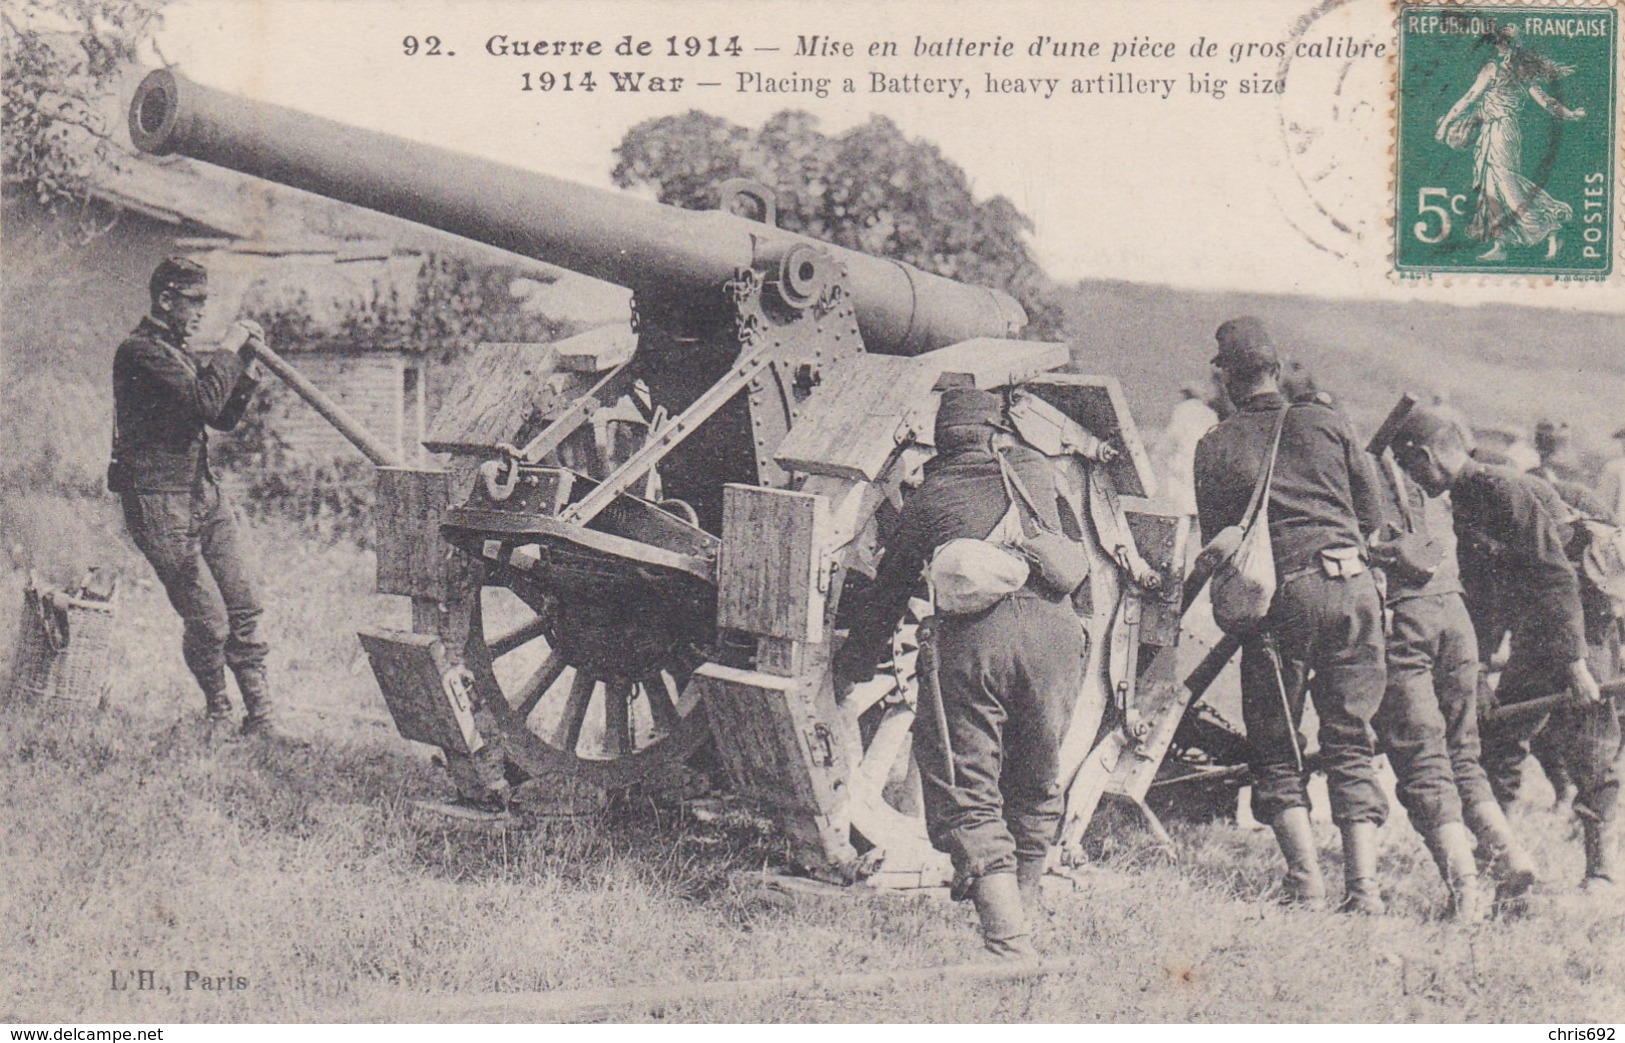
[1392,408,1620,892]
[111,257,281,736]
[834,388,1085,960]
[1369,450,1536,911]
[1193,317,1390,913]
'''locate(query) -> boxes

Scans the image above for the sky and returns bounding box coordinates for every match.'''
[145,0,1624,314]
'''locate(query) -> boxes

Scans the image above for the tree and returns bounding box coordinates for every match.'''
[2,0,168,216]
[612,111,1063,338]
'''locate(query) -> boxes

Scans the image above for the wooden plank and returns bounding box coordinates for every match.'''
[915,338,1069,390]
[1023,375,1156,498]
[1123,507,1188,648]
[694,662,855,868]
[423,341,564,455]
[555,325,636,372]
[358,629,481,754]
[374,467,470,600]
[773,355,938,482]
[718,485,829,643]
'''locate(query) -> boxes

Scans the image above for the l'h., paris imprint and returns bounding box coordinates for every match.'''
[1396,5,1617,277]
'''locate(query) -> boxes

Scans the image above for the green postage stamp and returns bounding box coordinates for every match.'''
[1395,5,1617,277]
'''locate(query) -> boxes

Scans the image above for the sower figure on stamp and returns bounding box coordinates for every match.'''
[1193,317,1390,914]
[835,388,1086,960]
[1369,443,1535,915]
[1392,408,1621,894]
[110,257,282,738]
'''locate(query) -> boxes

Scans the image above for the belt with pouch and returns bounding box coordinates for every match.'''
[1281,546,1368,585]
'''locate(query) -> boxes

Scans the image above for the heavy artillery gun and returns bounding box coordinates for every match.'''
[130,69,1245,883]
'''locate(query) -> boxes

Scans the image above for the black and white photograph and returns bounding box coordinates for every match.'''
[2,0,1622,1028]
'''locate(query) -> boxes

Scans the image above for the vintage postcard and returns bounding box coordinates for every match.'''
[2,0,1623,1029]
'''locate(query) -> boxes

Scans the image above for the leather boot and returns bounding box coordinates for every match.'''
[1016,855,1047,919]
[970,872,1039,961]
[1270,807,1327,908]
[199,667,233,721]
[234,666,289,740]
[1462,798,1538,902]
[1425,821,1490,924]
[1338,821,1386,915]
[1580,811,1619,893]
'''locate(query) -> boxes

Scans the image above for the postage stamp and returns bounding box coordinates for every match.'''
[1395,4,1617,277]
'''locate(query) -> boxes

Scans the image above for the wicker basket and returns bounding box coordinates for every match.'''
[6,571,118,707]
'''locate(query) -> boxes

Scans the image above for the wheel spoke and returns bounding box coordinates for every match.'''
[645,672,681,732]
[513,652,567,719]
[551,670,597,752]
[489,614,551,659]
[605,680,634,755]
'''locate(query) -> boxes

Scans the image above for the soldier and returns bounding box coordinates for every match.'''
[1391,408,1620,893]
[834,388,1085,960]
[1369,448,1535,913]
[111,257,281,737]
[1193,317,1390,913]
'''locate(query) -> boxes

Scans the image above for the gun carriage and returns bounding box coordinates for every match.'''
[130,69,1246,883]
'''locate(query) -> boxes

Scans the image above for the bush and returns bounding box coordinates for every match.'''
[212,382,377,546]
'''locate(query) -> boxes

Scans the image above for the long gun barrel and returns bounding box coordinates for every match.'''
[129,69,1025,356]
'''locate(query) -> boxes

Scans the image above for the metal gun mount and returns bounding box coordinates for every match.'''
[131,69,1246,881]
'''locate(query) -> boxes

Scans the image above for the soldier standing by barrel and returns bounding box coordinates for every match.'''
[1391,407,1620,893]
[835,388,1085,960]
[110,257,283,738]
[1193,317,1390,913]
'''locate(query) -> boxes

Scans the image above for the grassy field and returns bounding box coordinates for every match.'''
[2,496,1622,1024]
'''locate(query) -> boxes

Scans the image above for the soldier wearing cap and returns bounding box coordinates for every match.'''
[111,256,281,736]
[1193,317,1390,913]
[1369,444,1534,912]
[1391,406,1620,892]
[835,387,1085,959]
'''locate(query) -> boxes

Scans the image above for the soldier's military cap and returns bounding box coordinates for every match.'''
[1390,406,1456,454]
[934,387,1007,440]
[1211,315,1279,371]
[149,256,207,300]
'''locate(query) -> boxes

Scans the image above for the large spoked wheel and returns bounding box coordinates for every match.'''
[839,598,945,871]
[465,583,714,787]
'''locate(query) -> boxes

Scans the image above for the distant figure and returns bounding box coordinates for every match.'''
[110,257,281,738]
[1436,25,1587,261]
[1531,418,1610,518]
[1599,427,1625,524]
[1473,425,1541,472]
[1152,379,1220,520]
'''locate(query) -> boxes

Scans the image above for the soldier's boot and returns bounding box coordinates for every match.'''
[1270,807,1327,908]
[196,666,232,718]
[1579,810,1619,894]
[234,665,289,740]
[970,872,1039,962]
[1016,855,1047,920]
[1424,821,1490,924]
[1338,821,1386,915]
[1463,799,1538,903]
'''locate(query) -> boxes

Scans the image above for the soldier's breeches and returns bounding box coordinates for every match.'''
[916,596,1085,881]
[1242,572,1388,828]
[1374,594,1479,829]
[122,484,268,698]
[1485,622,1622,819]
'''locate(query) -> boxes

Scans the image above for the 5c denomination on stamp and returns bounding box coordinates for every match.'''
[1395,5,1616,277]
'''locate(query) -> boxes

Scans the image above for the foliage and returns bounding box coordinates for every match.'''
[612,111,1064,338]
[1,0,168,218]
[211,253,565,542]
